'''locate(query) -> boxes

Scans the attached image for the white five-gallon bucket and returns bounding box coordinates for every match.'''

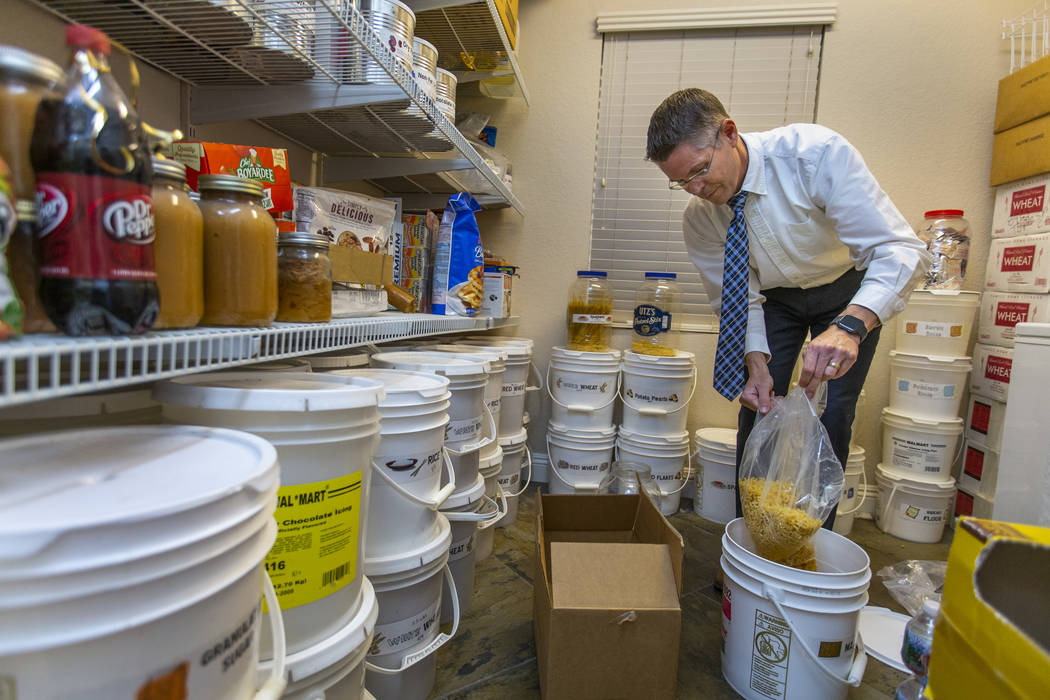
[496,428,532,527]
[259,577,379,699]
[336,369,455,561]
[458,336,539,437]
[880,408,963,481]
[304,350,371,372]
[874,464,955,543]
[0,386,161,436]
[895,290,980,357]
[364,515,459,700]
[547,422,616,495]
[429,344,508,459]
[832,446,867,537]
[0,426,288,700]
[693,427,738,524]
[547,346,621,430]
[439,474,506,625]
[155,372,385,658]
[721,518,870,700]
[616,427,690,515]
[476,446,504,561]
[246,358,314,372]
[888,351,972,419]
[620,350,697,435]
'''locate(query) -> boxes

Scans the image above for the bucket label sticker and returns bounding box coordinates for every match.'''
[554,376,611,395]
[446,415,483,442]
[750,610,792,699]
[369,597,441,657]
[555,458,610,473]
[890,435,949,474]
[486,396,502,414]
[264,471,363,612]
[376,448,443,484]
[449,533,475,562]
[624,385,681,405]
[497,472,520,488]
[902,319,963,338]
[572,313,613,324]
[633,304,671,336]
[901,502,946,523]
[895,378,955,400]
[502,380,526,397]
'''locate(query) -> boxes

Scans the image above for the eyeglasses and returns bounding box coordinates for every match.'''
[668,123,724,191]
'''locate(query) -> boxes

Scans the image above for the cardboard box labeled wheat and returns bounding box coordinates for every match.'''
[985,233,1050,293]
[978,291,1050,347]
[992,173,1050,238]
[970,343,1014,402]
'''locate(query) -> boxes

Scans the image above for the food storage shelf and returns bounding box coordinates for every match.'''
[0,313,519,408]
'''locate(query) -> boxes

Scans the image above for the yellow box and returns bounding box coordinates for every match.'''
[925,517,1050,700]
[996,54,1050,133]
[990,113,1050,186]
[493,0,517,50]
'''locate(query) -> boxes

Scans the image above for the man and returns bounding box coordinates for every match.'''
[646,88,930,529]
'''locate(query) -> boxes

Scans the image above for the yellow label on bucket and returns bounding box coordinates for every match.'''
[263,471,362,612]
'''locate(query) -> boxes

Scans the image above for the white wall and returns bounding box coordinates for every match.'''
[466,0,1028,476]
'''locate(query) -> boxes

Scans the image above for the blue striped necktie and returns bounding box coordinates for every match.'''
[713,191,750,399]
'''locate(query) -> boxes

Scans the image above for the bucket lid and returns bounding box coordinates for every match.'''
[363,512,451,578]
[303,351,371,370]
[857,607,911,674]
[875,463,957,491]
[441,473,486,510]
[881,407,963,431]
[623,349,696,365]
[0,426,279,560]
[551,346,621,362]
[0,386,157,421]
[498,427,528,448]
[456,339,532,360]
[337,368,450,406]
[245,358,313,372]
[907,289,981,303]
[370,351,490,378]
[889,350,972,368]
[694,427,737,449]
[548,422,617,440]
[431,343,509,361]
[154,372,386,412]
[617,427,689,447]
[848,445,866,463]
[480,445,504,472]
[461,335,534,349]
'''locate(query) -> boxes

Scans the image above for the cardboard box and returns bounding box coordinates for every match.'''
[978,291,1050,347]
[992,173,1050,238]
[985,233,1050,293]
[482,264,515,318]
[958,437,1000,498]
[493,0,518,50]
[995,53,1050,133]
[534,493,684,700]
[970,343,1014,402]
[926,518,1050,700]
[167,141,292,214]
[330,246,393,287]
[991,114,1050,186]
[965,394,1007,449]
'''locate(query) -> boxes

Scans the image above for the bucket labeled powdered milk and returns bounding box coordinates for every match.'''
[0,426,286,699]
[620,350,696,435]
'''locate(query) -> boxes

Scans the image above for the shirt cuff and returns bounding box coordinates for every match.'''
[849,283,906,325]
[744,313,770,357]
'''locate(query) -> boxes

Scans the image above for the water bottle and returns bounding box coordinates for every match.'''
[896,597,940,698]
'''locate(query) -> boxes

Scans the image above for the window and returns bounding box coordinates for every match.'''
[589,25,825,327]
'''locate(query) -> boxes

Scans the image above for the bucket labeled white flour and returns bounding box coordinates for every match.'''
[476,446,504,561]
[428,344,508,459]
[155,372,385,657]
[620,350,697,435]
[875,464,955,543]
[721,518,870,700]
[895,290,980,357]
[547,346,621,430]
[880,408,962,481]
[888,351,971,419]
[616,427,690,515]
[458,336,539,437]
[833,446,867,537]
[694,427,738,524]
[547,423,616,495]
[0,426,286,699]
[439,474,504,625]
[496,428,532,527]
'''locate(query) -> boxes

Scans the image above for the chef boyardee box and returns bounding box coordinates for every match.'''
[168,141,293,215]
[534,493,683,700]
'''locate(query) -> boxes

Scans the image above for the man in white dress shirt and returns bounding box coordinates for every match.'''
[647,88,930,528]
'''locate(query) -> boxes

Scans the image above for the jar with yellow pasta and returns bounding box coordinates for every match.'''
[567,270,613,352]
[151,157,203,328]
[277,231,331,323]
[632,272,681,356]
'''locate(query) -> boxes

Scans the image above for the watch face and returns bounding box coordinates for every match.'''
[837,315,866,338]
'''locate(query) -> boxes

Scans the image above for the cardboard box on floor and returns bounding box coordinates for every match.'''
[534,493,684,700]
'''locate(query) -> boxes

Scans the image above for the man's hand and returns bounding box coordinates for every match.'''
[739,351,774,414]
[798,304,879,398]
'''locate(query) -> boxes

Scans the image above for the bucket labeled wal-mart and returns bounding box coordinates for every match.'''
[547,346,621,430]
[874,464,955,544]
[888,351,971,419]
[895,290,980,357]
[880,407,962,481]
[616,427,690,515]
[721,518,870,700]
[496,427,532,527]
[693,427,738,524]
[620,350,697,435]
[547,423,616,495]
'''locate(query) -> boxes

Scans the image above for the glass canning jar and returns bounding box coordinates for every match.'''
[277,231,332,323]
[632,272,681,356]
[567,270,613,351]
[916,209,970,290]
[151,157,203,328]
[198,174,277,326]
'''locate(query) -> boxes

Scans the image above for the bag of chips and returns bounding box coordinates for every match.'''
[432,193,483,317]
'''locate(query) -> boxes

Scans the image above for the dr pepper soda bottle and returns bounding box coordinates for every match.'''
[31,24,157,335]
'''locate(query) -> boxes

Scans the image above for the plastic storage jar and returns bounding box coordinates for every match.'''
[632,272,681,356]
[277,231,332,323]
[151,157,203,329]
[916,210,970,291]
[198,174,278,326]
[566,270,613,352]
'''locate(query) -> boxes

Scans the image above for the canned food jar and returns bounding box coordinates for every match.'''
[277,231,332,323]
[567,270,613,352]
[152,157,203,329]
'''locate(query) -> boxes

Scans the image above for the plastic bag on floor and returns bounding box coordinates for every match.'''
[877,559,946,616]
[739,386,844,567]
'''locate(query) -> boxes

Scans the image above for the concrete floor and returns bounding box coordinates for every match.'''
[430,487,952,699]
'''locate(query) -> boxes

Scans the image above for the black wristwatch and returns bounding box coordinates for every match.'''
[832,314,869,343]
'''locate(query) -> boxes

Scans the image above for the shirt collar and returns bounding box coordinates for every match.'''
[737,132,767,197]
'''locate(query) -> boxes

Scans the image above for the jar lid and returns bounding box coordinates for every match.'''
[924,209,964,218]
[279,231,330,249]
[577,270,607,277]
[0,45,63,85]
[198,173,264,196]
[645,272,677,279]
[151,157,187,182]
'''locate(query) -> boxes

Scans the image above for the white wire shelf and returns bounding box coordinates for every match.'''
[0,313,519,408]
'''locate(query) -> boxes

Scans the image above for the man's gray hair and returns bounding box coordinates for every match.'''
[646,88,730,162]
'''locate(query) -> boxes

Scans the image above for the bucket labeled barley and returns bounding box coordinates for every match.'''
[620,350,697,435]
[547,423,616,495]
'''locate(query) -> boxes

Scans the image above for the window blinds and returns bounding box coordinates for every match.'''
[590,26,824,326]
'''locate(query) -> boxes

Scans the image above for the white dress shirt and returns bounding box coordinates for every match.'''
[682,123,931,357]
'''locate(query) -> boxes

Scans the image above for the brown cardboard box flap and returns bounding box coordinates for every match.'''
[330,245,394,285]
[551,542,678,610]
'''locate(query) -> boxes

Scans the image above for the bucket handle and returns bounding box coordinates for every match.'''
[613,444,691,496]
[445,403,498,456]
[618,367,697,416]
[364,564,461,675]
[508,444,533,498]
[526,361,542,392]
[254,570,288,700]
[446,491,507,527]
[878,482,901,529]
[547,433,609,493]
[764,585,868,688]
[478,484,508,530]
[837,467,869,516]
[545,361,621,412]
[370,447,457,510]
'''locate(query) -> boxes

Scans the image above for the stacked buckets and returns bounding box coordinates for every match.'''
[693,427,738,524]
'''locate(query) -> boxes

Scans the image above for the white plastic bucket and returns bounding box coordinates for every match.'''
[246,358,314,372]
[428,344,508,459]
[616,428,690,515]
[258,577,379,699]
[496,428,532,527]
[888,351,972,419]
[721,518,870,700]
[832,446,867,537]
[439,475,505,625]
[476,446,504,561]
[304,350,371,372]
[457,337,539,437]
[880,408,962,482]
[874,464,955,543]
[620,350,697,435]
[155,372,385,658]
[547,346,621,430]
[0,426,287,699]
[0,386,161,436]
[693,427,738,524]
[364,516,459,700]
[547,423,616,495]
[895,290,980,357]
